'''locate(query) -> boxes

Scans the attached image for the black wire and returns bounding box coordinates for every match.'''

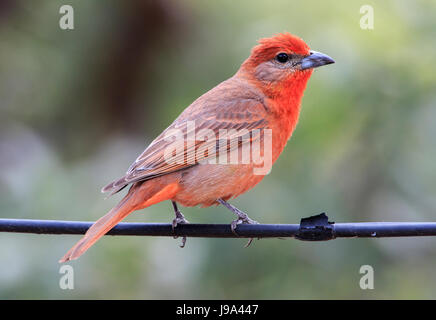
[1,218,436,240]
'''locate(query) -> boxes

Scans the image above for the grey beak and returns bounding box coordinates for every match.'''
[301,50,335,70]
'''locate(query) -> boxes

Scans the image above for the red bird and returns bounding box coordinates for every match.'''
[60,32,334,262]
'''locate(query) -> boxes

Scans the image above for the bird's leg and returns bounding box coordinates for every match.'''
[172,201,189,229]
[171,201,189,248]
[217,198,259,246]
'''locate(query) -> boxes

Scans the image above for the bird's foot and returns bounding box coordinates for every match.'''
[231,214,259,247]
[172,210,190,230]
[171,202,189,248]
[230,212,259,235]
[217,198,259,247]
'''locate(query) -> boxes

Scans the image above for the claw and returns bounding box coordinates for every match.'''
[179,236,187,248]
[244,238,254,247]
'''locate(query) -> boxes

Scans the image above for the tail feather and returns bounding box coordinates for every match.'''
[59,192,135,263]
[59,181,180,262]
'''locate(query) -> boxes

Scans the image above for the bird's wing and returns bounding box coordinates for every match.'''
[102,94,269,195]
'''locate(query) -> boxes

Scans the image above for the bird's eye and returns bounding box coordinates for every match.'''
[276,53,289,63]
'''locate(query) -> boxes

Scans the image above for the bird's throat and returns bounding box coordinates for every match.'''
[269,70,313,157]
[274,70,312,126]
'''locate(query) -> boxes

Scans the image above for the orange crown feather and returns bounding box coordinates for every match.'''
[249,33,310,65]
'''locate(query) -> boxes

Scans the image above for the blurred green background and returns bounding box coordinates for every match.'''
[1,0,436,299]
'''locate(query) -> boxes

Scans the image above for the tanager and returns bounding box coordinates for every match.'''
[60,32,334,262]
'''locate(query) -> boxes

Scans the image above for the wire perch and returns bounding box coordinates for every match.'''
[2,213,436,240]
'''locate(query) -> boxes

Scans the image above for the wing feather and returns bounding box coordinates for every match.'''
[102,81,268,195]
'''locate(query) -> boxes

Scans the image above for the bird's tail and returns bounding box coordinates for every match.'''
[59,181,180,263]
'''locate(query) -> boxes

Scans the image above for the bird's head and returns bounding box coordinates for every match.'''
[240,33,334,96]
